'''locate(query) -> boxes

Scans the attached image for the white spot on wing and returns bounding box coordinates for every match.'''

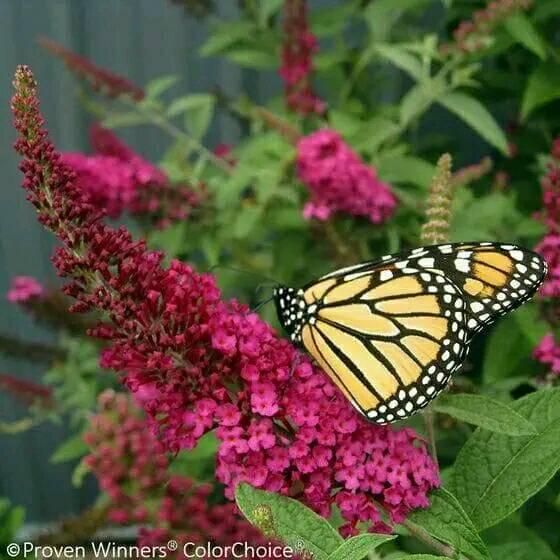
[455,259,470,273]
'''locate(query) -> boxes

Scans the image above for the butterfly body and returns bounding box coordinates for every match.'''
[274,242,547,425]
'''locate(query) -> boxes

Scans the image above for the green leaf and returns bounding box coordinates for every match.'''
[400,84,434,126]
[148,221,187,259]
[329,110,362,138]
[396,556,448,559]
[326,534,395,560]
[437,92,508,154]
[504,13,547,60]
[169,94,215,139]
[101,112,149,128]
[482,303,547,384]
[452,388,560,531]
[407,488,491,560]
[225,48,277,69]
[483,518,559,560]
[434,394,537,436]
[235,483,343,559]
[232,206,261,239]
[535,0,560,22]
[258,0,284,25]
[374,44,424,80]
[376,155,434,188]
[200,22,255,56]
[168,432,218,482]
[0,499,24,544]
[51,434,89,464]
[72,459,91,488]
[363,0,436,40]
[310,2,358,37]
[513,302,550,346]
[145,75,180,99]
[352,117,400,154]
[521,61,560,121]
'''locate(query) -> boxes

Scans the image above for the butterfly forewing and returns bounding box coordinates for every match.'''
[274,242,547,425]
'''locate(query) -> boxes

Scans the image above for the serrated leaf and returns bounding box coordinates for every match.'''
[326,533,395,560]
[407,488,491,560]
[504,13,547,60]
[51,434,89,464]
[235,483,343,559]
[521,61,560,121]
[434,394,537,436]
[145,75,180,99]
[437,92,508,154]
[452,389,560,530]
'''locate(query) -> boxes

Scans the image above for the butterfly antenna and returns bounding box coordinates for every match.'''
[252,294,276,313]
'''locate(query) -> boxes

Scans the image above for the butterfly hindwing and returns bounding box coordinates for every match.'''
[274,242,547,425]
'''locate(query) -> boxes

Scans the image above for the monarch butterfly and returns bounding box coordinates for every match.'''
[273,242,547,425]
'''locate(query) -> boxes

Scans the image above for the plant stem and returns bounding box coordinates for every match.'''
[401,518,457,558]
[121,98,234,175]
[424,408,439,467]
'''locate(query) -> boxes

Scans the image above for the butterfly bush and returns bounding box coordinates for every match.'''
[297,129,397,224]
[84,390,271,555]
[279,0,324,115]
[0,372,54,409]
[534,137,560,377]
[12,65,439,536]
[62,124,199,226]
[441,0,533,55]
[38,37,144,101]
[6,276,46,303]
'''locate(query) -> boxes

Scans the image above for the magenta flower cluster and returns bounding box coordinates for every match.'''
[533,334,560,378]
[62,124,198,226]
[279,0,325,115]
[296,129,397,224]
[534,138,560,377]
[6,276,45,303]
[12,65,438,538]
[536,138,560,297]
[84,390,269,553]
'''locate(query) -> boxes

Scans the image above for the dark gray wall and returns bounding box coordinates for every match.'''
[0,0,282,523]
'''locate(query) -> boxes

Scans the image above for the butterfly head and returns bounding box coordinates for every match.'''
[273,286,307,342]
